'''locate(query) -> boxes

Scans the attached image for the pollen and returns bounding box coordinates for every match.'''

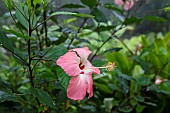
[105,62,116,71]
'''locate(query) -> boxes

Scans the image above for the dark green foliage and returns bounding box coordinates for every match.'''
[0,0,170,113]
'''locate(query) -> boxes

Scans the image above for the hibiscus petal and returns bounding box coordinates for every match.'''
[67,74,87,100]
[56,51,81,76]
[70,47,91,65]
[87,74,93,98]
[124,0,134,10]
[114,0,124,5]
[84,61,100,75]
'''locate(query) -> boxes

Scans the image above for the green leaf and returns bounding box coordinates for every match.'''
[91,8,107,23]
[56,66,71,90]
[96,83,112,94]
[163,6,170,12]
[30,88,56,108]
[0,29,14,52]
[143,16,167,22]
[116,69,133,81]
[103,3,123,13]
[118,105,133,113]
[50,11,94,18]
[103,98,114,113]
[80,105,97,112]
[43,45,67,60]
[15,6,29,30]
[124,16,142,25]
[3,28,34,40]
[80,0,97,8]
[3,0,12,10]
[33,0,43,6]
[94,25,116,32]
[134,56,150,74]
[61,3,85,9]
[0,90,18,103]
[136,76,151,86]
[136,104,145,113]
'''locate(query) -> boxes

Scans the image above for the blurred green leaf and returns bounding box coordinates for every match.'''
[163,6,170,11]
[52,34,68,45]
[80,105,97,112]
[33,0,43,6]
[136,104,145,113]
[103,98,114,113]
[3,28,34,40]
[103,3,123,13]
[50,11,94,18]
[0,29,14,52]
[3,0,12,10]
[15,6,29,30]
[134,56,150,74]
[56,66,71,90]
[96,83,112,94]
[124,16,142,25]
[0,90,17,103]
[118,105,133,113]
[61,4,85,8]
[43,45,67,60]
[116,69,133,81]
[80,0,97,8]
[94,25,116,32]
[91,8,107,23]
[30,87,56,108]
[136,76,151,86]
[144,16,167,22]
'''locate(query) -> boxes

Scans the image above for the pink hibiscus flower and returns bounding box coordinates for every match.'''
[114,0,138,10]
[56,47,100,100]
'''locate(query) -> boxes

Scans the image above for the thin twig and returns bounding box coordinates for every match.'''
[67,17,89,49]
[114,35,134,55]
[32,16,51,31]
[1,44,28,66]
[32,45,54,70]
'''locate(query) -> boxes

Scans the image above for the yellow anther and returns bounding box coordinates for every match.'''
[105,62,116,71]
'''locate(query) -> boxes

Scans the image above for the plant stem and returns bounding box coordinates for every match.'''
[27,18,41,106]
[67,17,88,49]
[43,10,49,47]
[114,35,134,55]
[90,25,125,61]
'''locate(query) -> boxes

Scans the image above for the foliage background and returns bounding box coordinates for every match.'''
[0,0,170,113]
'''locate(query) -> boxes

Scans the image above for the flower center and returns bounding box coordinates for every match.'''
[79,62,85,70]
